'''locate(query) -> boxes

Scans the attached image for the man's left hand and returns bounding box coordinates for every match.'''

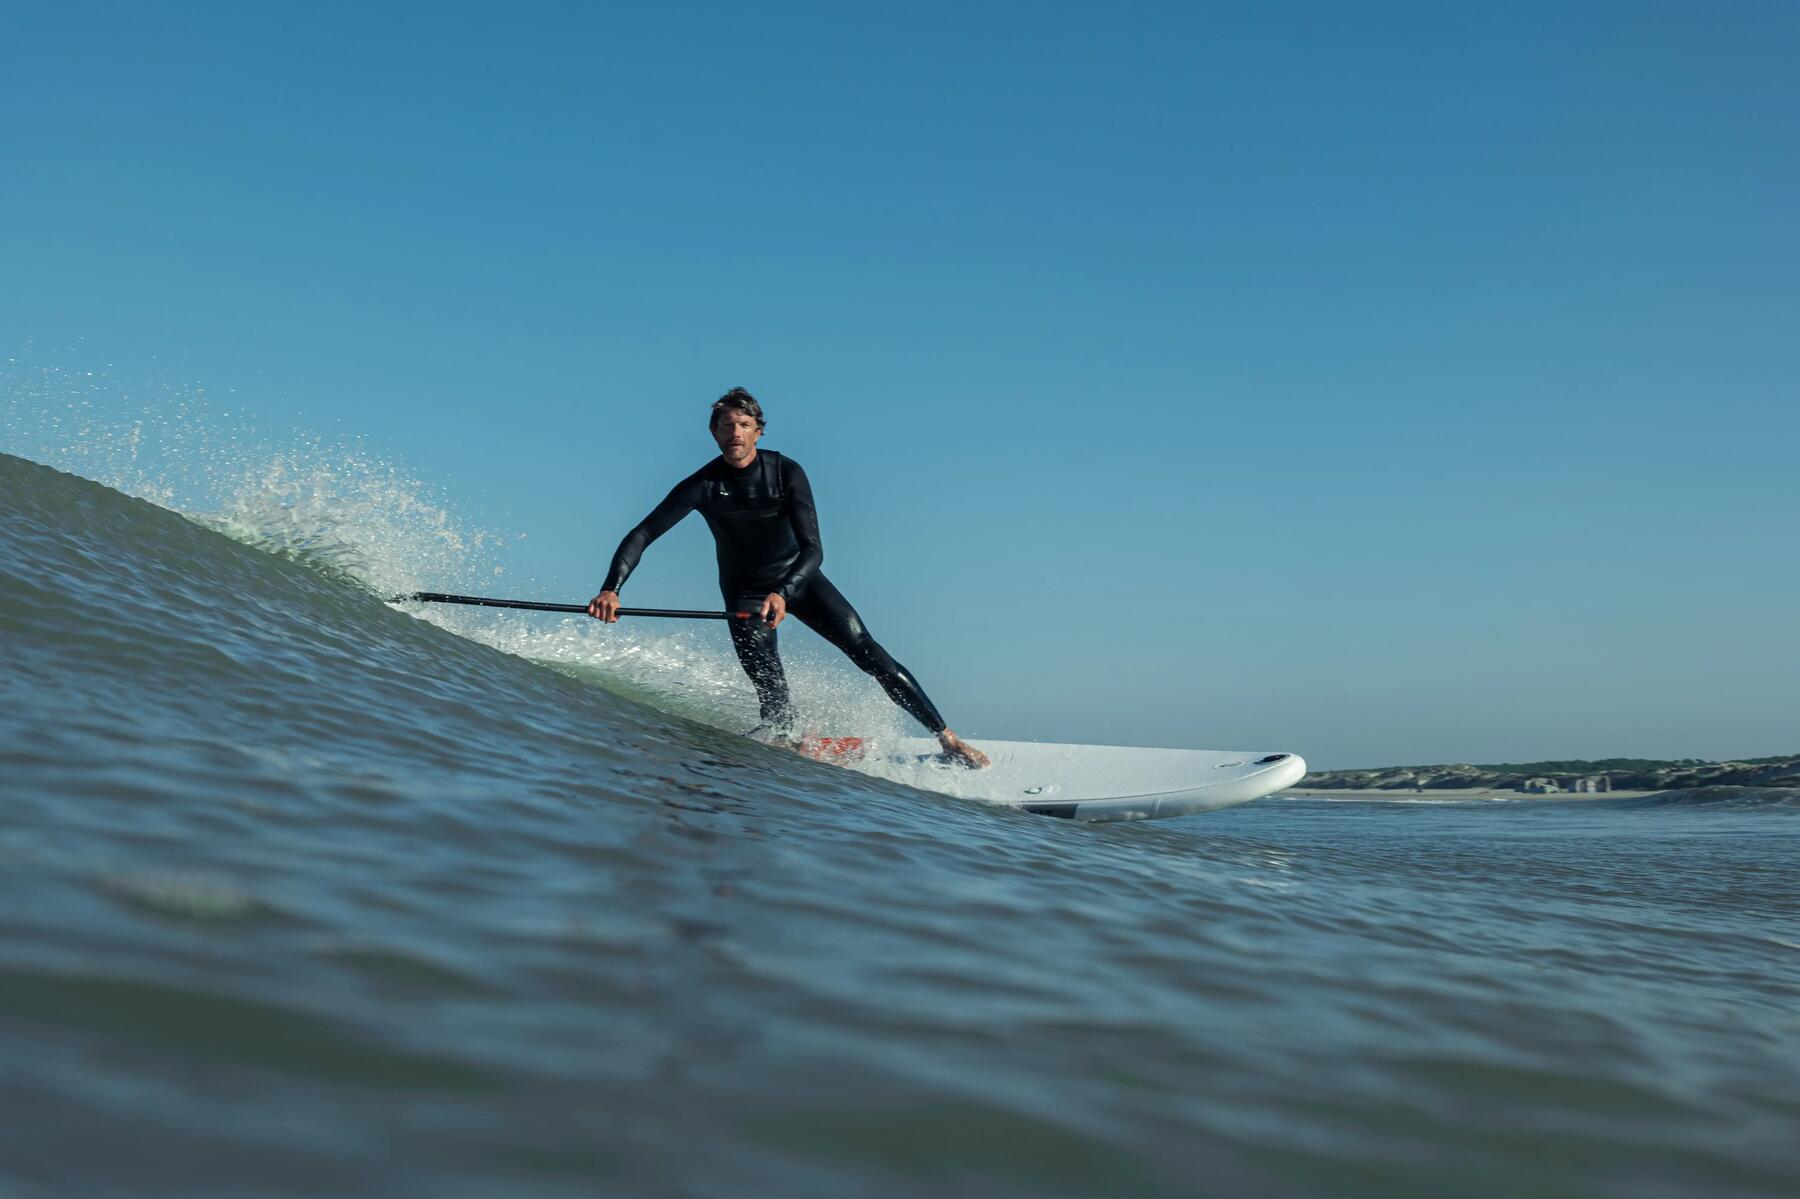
[760,593,787,628]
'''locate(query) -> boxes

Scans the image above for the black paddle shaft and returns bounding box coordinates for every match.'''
[400,592,752,620]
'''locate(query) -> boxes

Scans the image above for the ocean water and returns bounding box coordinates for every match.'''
[3,447,1798,1199]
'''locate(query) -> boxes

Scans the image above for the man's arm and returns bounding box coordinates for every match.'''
[775,458,823,598]
[598,474,703,597]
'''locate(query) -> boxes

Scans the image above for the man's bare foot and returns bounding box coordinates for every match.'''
[937,729,990,769]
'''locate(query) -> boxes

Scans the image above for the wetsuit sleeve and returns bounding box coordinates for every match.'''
[776,458,823,598]
[601,472,704,594]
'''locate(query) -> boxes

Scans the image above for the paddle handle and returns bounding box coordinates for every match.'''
[402,592,752,620]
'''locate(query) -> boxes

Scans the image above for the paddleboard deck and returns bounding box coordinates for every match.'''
[785,735,1306,822]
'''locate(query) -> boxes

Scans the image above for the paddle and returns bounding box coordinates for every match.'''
[396,592,753,620]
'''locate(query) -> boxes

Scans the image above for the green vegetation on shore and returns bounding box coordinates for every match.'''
[1300,754,1800,792]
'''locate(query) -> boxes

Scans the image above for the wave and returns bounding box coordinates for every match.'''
[0,447,919,790]
[1594,786,1800,812]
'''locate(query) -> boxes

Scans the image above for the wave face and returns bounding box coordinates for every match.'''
[3,450,1798,1199]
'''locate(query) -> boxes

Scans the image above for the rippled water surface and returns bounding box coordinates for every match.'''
[3,452,1797,1198]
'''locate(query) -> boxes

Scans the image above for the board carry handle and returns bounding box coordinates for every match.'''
[398,592,753,620]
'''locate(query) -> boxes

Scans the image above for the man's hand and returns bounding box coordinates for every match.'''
[587,590,621,622]
[760,592,787,628]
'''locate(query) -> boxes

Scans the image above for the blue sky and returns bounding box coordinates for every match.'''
[4,1,1796,767]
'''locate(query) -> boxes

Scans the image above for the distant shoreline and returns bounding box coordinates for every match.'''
[1293,754,1800,796]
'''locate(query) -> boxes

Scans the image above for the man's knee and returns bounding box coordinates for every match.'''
[847,638,899,679]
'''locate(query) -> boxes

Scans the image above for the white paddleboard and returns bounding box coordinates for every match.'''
[790,736,1306,822]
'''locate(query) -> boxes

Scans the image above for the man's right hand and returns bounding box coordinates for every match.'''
[587,590,621,622]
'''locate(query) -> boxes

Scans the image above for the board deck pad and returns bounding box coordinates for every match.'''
[793,735,867,764]
[786,735,1306,822]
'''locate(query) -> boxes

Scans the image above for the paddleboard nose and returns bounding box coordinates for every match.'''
[1266,753,1307,790]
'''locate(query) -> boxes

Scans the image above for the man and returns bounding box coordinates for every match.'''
[588,388,990,769]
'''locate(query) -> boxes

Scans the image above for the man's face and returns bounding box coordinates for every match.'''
[713,409,761,464]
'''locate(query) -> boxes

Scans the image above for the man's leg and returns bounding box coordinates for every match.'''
[727,593,796,733]
[787,575,950,734]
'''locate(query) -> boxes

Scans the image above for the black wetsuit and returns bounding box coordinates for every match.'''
[601,451,947,734]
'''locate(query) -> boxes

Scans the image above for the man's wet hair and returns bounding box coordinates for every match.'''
[710,387,766,432]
